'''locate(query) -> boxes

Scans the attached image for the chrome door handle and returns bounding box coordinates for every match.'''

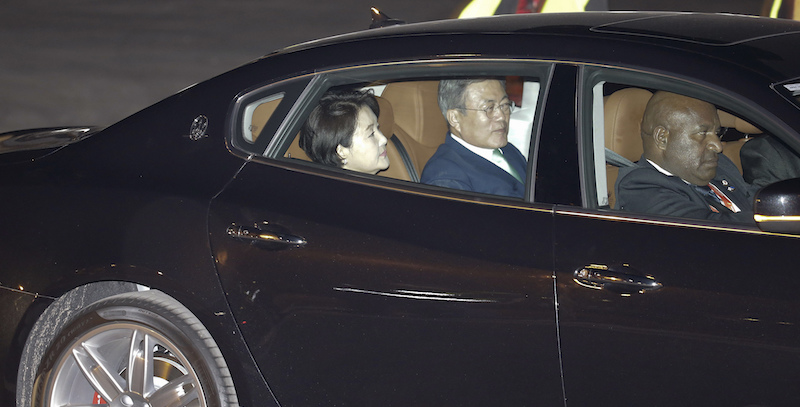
[227,222,306,248]
[573,264,662,293]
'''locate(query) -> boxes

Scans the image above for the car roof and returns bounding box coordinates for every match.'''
[289,12,800,47]
[271,12,800,82]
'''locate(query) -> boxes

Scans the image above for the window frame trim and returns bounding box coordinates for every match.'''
[230,58,558,205]
[577,64,797,230]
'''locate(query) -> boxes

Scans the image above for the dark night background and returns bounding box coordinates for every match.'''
[0,1,464,134]
[0,0,774,134]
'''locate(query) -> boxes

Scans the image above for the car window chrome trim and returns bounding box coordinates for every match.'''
[527,62,556,203]
[262,74,327,158]
[575,65,593,208]
[227,72,318,153]
[553,206,800,238]
[248,154,554,213]
[248,58,555,204]
[252,58,555,160]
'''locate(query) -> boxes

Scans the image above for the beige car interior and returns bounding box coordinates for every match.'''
[243,82,762,207]
[282,80,449,182]
[282,96,417,181]
[603,87,763,208]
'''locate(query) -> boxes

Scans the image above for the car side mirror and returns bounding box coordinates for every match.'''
[754,178,800,234]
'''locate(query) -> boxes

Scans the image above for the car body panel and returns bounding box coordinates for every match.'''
[555,209,800,405]
[209,162,563,405]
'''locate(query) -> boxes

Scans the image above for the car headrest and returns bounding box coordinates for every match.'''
[604,88,653,162]
[380,81,448,147]
[718,110,762,135]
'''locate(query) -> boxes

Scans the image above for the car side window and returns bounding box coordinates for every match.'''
[737,126,800,188]
[242,93,284,143]
[585,77,799,227]
[278,74,546,201]
[229,76,312,156]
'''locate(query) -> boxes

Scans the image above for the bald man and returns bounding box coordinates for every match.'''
[615,91,756,224]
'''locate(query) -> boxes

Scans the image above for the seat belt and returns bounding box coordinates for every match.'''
[391,135,420,182]
[605,148,636,168]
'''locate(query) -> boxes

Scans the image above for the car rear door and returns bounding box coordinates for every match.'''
[208,66,564,406]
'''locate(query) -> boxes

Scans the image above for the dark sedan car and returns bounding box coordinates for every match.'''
[3,11,800,407]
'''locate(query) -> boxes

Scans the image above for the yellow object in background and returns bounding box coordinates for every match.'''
[771,0,783,17]
[541,0,590,12]
[459,0,503,18]
[457,0,799,20]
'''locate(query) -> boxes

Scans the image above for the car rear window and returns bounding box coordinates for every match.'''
[242,93,285,143]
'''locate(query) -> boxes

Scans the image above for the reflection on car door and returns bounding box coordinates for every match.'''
[209,164,563,406]
[555,211,800,406]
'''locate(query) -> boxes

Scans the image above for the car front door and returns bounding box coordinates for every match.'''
[208,66,564,406]
[555,209,800,406]
[555,68,800,406]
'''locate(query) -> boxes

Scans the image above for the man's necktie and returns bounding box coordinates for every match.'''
[708,182,740,212]
[492,149,523,183]
[695,183,740,212]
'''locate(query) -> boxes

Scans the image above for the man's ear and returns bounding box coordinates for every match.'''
[653,126,669,150]
[446,109,462,134]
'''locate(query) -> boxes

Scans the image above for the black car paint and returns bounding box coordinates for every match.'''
[210,163,562,404]
[2,12,800,406]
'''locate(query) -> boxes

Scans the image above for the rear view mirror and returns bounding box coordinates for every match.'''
[754,178,800,234]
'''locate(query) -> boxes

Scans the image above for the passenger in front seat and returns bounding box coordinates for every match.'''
[740,135,800,187]
[299,89,390,175]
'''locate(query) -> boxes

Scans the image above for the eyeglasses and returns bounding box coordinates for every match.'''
[461,101,515,117]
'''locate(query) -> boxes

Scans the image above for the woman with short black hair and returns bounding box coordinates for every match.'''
[299,89,389,174]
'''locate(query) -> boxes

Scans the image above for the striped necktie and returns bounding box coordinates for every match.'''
[695,183,740,213]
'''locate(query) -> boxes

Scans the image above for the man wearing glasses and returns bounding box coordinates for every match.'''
[615,91,756,223]
[421,79,527,198]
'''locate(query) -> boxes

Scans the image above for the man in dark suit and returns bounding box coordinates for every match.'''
[615,91,757,224]
[740,135,800,188]
[421,79,526,198]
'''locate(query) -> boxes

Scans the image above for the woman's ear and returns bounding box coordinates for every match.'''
[336,144,349,163]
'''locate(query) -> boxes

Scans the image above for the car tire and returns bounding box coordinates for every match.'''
[27,289,238,407]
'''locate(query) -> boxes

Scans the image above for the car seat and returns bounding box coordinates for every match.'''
[380,81,449,174]
[603,87,653,208]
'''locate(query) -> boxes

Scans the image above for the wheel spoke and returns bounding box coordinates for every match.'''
[41,292,229,407]
[148,373,200,407]
[126,328,155,396]
[71,341,125,402]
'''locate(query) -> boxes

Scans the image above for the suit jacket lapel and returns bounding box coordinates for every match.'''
[448,136,523,185]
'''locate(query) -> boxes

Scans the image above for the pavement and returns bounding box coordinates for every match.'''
[0,0,465,133]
